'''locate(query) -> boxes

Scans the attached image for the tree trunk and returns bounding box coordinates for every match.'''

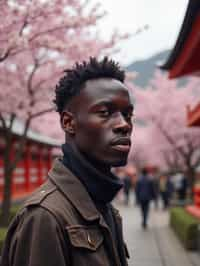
[0,163,13,226]
[0,116,29,226]
[185,167,195,200]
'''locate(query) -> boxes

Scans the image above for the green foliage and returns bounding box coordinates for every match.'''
[0,227,7,252]
[0,204,21,225]
[170,207,200,250]
[0,205,21,253]
[9,205,21,221]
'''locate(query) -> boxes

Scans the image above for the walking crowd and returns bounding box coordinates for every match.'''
[116,166,189,229]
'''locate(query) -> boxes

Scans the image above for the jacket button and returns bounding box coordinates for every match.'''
[87,234,95,248]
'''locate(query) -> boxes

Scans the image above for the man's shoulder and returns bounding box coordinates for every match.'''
[21,180,75,227]
[23,180,57,208]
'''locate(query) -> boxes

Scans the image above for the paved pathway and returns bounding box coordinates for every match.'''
[115,201,200,266]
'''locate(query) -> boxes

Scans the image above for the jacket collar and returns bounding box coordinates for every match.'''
[48,158,100,222]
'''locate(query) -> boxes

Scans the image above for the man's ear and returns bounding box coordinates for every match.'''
[61,111,76,135]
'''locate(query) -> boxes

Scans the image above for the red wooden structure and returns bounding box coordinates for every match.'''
[160,0,200,217]
[186,186,200,219]
[161,0,200,127]
[0,121,60,201]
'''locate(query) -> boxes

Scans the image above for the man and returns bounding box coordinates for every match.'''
[159,174,174,209]
[1,57,133,266]
[122,173,132,206]
[135,168,154,229]
[178,174,187,201]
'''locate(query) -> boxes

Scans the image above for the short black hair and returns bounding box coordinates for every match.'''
[54,57,125,114]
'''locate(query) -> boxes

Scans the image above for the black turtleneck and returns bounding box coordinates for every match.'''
[61,143,124,263]
[62,143,123,204]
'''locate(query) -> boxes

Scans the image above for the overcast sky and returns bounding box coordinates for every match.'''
[94,0,189,66]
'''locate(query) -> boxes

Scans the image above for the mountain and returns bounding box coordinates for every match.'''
[126,50,187,87]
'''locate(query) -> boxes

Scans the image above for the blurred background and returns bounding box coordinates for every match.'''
[0,1,200,265]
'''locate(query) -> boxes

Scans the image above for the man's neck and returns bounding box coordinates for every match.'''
[66,141,111,175]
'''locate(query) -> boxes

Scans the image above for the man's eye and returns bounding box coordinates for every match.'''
[98,110,110,117]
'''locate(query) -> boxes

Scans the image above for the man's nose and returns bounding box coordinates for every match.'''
[112,113,132,134]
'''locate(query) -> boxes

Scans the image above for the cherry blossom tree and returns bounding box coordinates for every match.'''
[130,71,200,192]
[0,0,127,225]
[0,0,123,62]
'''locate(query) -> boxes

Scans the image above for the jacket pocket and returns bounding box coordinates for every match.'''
[66,225,103,251]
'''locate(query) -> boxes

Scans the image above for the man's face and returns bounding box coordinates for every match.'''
[63,78,133,167]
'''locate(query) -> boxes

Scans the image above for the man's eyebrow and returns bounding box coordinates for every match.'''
[92,100,113,107]
[92,100,134,109]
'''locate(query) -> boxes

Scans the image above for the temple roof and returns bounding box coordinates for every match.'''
[0,118,60,147]
[160,0,200,78]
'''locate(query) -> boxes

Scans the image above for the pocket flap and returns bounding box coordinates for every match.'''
[66,226,103,251]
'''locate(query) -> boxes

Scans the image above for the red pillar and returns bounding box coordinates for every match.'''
[194,186,200,208]
[47,148,52,171]
[10,140,15,195]
[24,144,31,191]
[37,146,43,186]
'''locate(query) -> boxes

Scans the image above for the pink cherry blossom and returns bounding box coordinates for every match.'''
[128,70,200,188]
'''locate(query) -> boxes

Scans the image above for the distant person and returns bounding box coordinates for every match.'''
[123,174,132,205]
[159,175,173,209]
[125,166,137,205]
[149,174,159,209]
[135,168,154,229]
[178,174,188,201]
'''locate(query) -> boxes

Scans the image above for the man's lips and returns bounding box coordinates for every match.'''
[110,138,131,152]
[111,144,130,152]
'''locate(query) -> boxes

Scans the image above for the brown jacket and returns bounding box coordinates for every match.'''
[1,159,129,266]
